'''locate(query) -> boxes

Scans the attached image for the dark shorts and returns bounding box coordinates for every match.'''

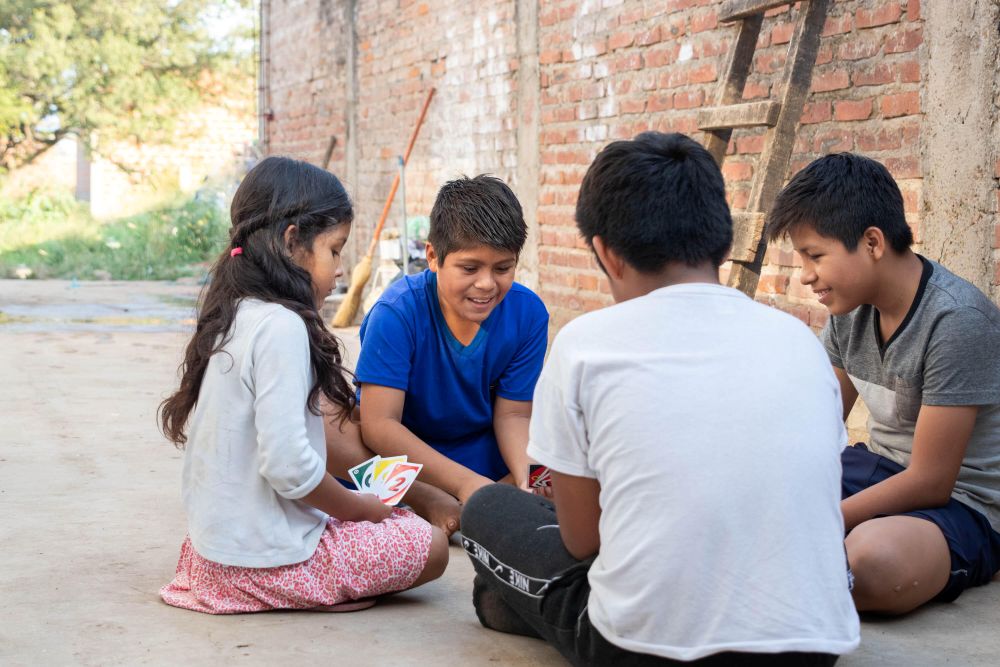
[461,484,837,667]
[842,443,1000,602]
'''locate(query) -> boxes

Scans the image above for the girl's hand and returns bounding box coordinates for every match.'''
[347,493,393,524]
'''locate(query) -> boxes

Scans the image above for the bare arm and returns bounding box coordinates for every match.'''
[841,404,977,531]
[322,408,373,481]
[301,472,392,523]
[360,383,492,502]
[493,397,532,488]
[833,366,859,422]
[551,470,601,560]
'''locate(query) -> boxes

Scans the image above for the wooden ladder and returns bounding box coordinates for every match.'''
[699,0,831,297]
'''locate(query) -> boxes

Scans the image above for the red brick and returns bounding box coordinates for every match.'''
[810,307,830,330]
[728,187,750,210]
[620,98,647,114]
[643,45,678,68]
[612,78,632,95]
[815,44,834,66]
[608,31,635,51]
[800,101,832,124]
[540,50,563,65]
[742,81,770,100]
[672,89,704,109]
[659,68,689,89]
[636,26,662,46]
[822,13,854,36]
[688,62,717,84]
[754,52,786,74]
[618,5,644,25]
[647,93,672,112]
[881,91,920,118]
[722,160,753,182]
[758,274,790,295]
[813,129,854,153]
[811,69,850,93]
[857,4,903,29]
[834,98,873,121]
[736,133,766,154]
[853,62,896,87]
[771,22,794,45]
[885,156,921,179]
[838,36,883,61]
[994,219,1000,249]
[856,127,902,152]
[690,9,718,33]
[604,53,634,74]
[908,0,921,21]
[885,27,923,54]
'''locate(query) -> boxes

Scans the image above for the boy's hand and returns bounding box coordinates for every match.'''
[346,493,394,524]
[456,474,494,504]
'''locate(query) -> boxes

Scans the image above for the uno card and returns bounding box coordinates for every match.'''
[377,461,423,506]
[528,464,552,488]
[348,455,381,492]
[372,455,408,480]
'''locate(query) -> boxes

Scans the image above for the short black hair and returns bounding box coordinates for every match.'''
[429,175,526,261]
[766,153,912,252]
[575,132,733,271]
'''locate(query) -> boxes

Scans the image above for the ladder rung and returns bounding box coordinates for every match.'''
[698,101,781,131]
[720,0,797,23]
[730,212,767,262]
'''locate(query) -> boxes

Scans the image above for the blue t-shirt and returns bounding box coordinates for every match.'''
[355,269,549,480]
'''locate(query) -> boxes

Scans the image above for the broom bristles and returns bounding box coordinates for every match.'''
[331,255,373,328]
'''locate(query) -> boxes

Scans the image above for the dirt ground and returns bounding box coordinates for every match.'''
[2,279,998,666]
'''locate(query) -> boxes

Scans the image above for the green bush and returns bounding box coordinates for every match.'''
[0,191,230,280]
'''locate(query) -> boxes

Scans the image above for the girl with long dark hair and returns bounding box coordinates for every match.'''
[158,157,446,614]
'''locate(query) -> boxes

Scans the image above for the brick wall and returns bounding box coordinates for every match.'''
[265,0,997,332]
[535,0,923,331]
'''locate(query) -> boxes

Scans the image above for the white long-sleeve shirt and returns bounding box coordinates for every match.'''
[181,299,328,567]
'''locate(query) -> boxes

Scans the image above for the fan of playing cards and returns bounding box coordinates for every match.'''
[348,455,423,506]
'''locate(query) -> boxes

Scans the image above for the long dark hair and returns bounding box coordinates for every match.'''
[159,156,356,446]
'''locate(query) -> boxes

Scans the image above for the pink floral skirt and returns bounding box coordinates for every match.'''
[160,508,432,614]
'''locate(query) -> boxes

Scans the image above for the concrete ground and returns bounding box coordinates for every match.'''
[1,279,998,666]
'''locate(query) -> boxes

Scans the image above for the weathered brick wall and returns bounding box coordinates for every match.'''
[266,0,998,332]
[535,0,923,331]
[266,0,520,263]
[352,0,519,257]
[266,0,348,169]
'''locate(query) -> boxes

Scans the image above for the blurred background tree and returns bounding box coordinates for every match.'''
[0,0,254,173]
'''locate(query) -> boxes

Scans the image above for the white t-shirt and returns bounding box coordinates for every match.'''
[527,283,859,661]
[182,299,328,567]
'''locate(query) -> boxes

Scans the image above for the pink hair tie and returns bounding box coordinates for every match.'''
[230,247,243,257]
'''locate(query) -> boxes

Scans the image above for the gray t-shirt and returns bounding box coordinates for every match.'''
[822,257,1000,532]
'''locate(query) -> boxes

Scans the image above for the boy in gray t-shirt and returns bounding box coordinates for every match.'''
[766,153,1000,615]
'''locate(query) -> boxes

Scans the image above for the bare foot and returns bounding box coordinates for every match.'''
[403,481,462,536]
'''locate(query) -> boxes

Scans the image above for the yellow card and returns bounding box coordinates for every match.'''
[373,455,407,479]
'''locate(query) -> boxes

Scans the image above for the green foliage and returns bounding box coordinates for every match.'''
[0,0,254,172]
[0,190,230,280]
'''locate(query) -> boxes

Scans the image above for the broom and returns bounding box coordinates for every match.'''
[332,87,436,328]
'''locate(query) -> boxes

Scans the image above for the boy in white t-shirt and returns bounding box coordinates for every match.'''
[460,132,860,665]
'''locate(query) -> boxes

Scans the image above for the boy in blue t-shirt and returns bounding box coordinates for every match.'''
[354,175,549,534]
[766,153,1000,614]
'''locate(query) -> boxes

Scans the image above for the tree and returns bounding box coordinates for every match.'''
[0,0,253,173]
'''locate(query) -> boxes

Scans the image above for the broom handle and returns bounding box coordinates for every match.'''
[364,87,436,259]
